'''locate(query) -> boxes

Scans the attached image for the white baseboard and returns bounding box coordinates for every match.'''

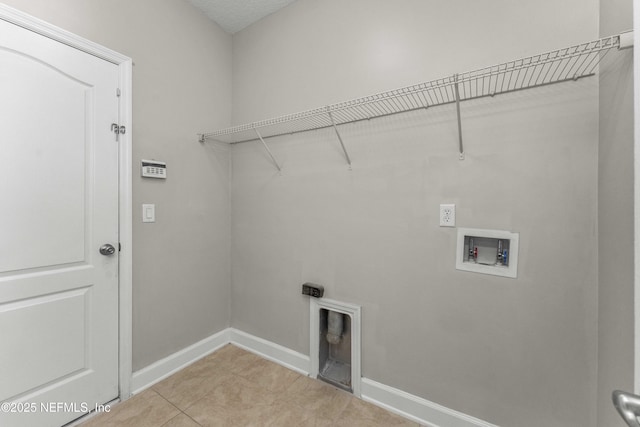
[131,328,495,427]
[361,378,498,427]
[130,328,230,394]
[229,328,310,375]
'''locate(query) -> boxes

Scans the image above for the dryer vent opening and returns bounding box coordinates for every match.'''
[319,308,352,392]
[310,298,361,397]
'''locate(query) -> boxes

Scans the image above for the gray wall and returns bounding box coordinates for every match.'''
[231,0,600,426]
[598,0,634,425]
[2,0,233,371]
[4,1,635,425]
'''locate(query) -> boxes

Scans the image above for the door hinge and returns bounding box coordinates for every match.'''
[111,123,126,141]
[118,243,121,252]
[116,88,121,97]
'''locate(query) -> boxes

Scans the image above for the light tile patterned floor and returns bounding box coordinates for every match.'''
[80,344,419,427]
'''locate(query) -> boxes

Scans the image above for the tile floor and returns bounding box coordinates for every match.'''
[79,344,419,427]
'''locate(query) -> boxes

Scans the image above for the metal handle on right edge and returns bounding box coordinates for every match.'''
[613,390,640,427]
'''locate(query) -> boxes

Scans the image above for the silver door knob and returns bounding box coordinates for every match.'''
[613,390,640,427]
[99,244,116,256]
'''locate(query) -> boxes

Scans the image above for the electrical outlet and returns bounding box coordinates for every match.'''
[440,204,456,227]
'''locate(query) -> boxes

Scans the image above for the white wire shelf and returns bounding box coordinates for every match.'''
[199,34,626,165]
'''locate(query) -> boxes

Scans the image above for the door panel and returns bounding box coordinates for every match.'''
[0,287,89,401]
[0,47,88,272]
[0,17,119,427]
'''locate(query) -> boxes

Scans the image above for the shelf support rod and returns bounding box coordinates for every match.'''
[453,74,465,160]
[254,128,282,172]
[327,109,352,167]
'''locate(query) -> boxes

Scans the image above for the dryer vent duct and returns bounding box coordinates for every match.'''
[326,310,344,345]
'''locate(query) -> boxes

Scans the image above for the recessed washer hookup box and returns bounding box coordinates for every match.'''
[456,227,519,278]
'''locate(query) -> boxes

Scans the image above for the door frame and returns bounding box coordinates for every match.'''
[0,4,134,401]
[635,0,640,395]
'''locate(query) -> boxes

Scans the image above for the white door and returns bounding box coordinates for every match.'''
[0,17,120,427]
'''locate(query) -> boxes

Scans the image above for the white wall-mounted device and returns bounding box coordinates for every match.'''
[141,160,166,179]
[456,228,519,278]
[142,204,155,223]
[439,204,456,227]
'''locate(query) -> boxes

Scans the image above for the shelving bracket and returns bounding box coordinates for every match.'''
[618,30,634,49]
[453,74,465,160]
[327,109,352,167]
[254,128,282,172]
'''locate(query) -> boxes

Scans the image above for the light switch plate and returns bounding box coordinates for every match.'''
[440,204,456,227]
[142,204,155,223]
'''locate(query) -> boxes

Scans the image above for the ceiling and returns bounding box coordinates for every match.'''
[188,0,298,34]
